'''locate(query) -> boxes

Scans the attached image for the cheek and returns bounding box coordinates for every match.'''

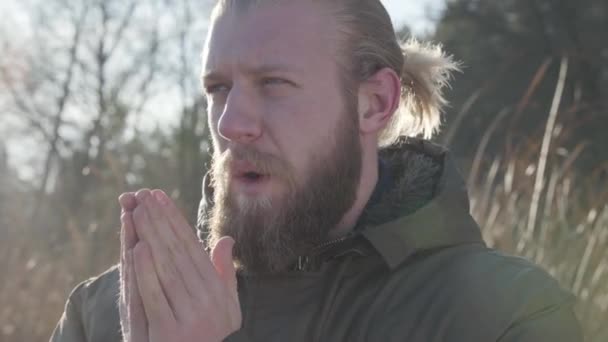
[270,94,340,146]
[264,93,329,137]
[263,107,314,166]
[273,134,322,186]
[262,87,345,168]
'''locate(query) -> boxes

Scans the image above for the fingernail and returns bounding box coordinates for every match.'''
[154,190,169,205]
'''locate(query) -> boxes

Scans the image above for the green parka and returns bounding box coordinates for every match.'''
[51,138,583,342]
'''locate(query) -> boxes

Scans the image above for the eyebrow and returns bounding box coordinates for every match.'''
[201,63,299,84]
[201,71,225,85]
[245,63,298,75]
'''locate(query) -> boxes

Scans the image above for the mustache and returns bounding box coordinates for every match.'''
[212,147,290,179]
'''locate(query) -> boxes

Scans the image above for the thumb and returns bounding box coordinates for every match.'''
[211,236,237,295]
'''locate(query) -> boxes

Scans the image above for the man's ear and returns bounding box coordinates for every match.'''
[357,67,401,135]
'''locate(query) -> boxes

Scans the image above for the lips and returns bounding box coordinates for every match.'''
[231,160,268,181]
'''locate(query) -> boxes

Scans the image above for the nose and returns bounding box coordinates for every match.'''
[217,85,263,144]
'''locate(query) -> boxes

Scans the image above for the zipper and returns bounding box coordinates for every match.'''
[295,233,358,271]
[313,233,354,251]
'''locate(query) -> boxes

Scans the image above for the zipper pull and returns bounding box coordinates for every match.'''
[297,256,309,271]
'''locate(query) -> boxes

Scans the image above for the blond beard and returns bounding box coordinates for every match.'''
[207,111,361,274]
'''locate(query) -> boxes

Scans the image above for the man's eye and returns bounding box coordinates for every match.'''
[206,84,230,94]
[262,77,288,86]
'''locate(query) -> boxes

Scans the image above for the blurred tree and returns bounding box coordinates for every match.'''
[0,0,212,238]
[0,141,8,231]
[432,0,608,172]
[0,1,213,338]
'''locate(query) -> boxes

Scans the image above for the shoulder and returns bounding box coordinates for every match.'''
[446,248,580,340]
[380,245,578,340]
[70,264,120,304]
[68,264,122,340]
[416,245,575,316]
[445,247,573,307]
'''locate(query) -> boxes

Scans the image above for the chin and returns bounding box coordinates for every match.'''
[230,177,289,209]
[235,193,273,213]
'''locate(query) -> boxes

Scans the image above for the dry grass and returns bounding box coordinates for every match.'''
[469,150,608,340]
[0,188,121,340]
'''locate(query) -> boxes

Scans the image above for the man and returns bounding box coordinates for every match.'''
[51,0,583,341]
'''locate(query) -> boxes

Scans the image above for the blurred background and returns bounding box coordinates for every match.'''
[0,0,606,340]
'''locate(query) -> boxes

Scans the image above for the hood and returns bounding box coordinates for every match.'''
[196,137,484,270]
[359,137,484,269]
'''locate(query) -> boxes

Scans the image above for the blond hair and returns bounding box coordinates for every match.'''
[210,0,459,145]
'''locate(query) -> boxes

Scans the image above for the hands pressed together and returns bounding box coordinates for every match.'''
[118,189,241,342]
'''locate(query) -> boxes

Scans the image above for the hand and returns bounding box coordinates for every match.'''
[120,189,241,342]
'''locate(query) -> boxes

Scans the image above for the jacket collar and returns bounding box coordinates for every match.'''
[360,137,484,269]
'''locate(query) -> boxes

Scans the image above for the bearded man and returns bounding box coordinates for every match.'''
[51,0,583,341]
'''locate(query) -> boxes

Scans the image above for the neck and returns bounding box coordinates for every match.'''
[328,142,379,239]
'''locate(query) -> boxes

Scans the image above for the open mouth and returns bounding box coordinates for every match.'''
[230,160,271,187]
[235,170,270,184]
[242,171,264,181]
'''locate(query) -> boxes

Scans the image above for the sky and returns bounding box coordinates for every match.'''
[381,0,444,34]
[0,0,444,36]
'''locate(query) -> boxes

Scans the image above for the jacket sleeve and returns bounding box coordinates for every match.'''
[366,250,585,342]
[495,263,584,342]
[497,300,583,342]
[50,281,89,342]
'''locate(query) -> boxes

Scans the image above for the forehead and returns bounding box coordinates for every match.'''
[202,1,340,75]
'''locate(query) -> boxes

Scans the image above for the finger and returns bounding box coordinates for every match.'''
[211,236,241,330]
[131,189,151,247]
[132,193,193,319]
[120,193,146,341]
[151,189,227,308]
[151,190,215,278]
[211,236,238,300]
[120,211,138,307]
[119,255,129,338]
[133,189,152,213]
[121,211,138,250]
[119,243,133,339]
[127,250,149,341]
[119,192,138,212]
[141,191,185,267]
[120,212,135,315]
[143,190,205,312]
[135,189,152,203]
[133,241,176,329]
